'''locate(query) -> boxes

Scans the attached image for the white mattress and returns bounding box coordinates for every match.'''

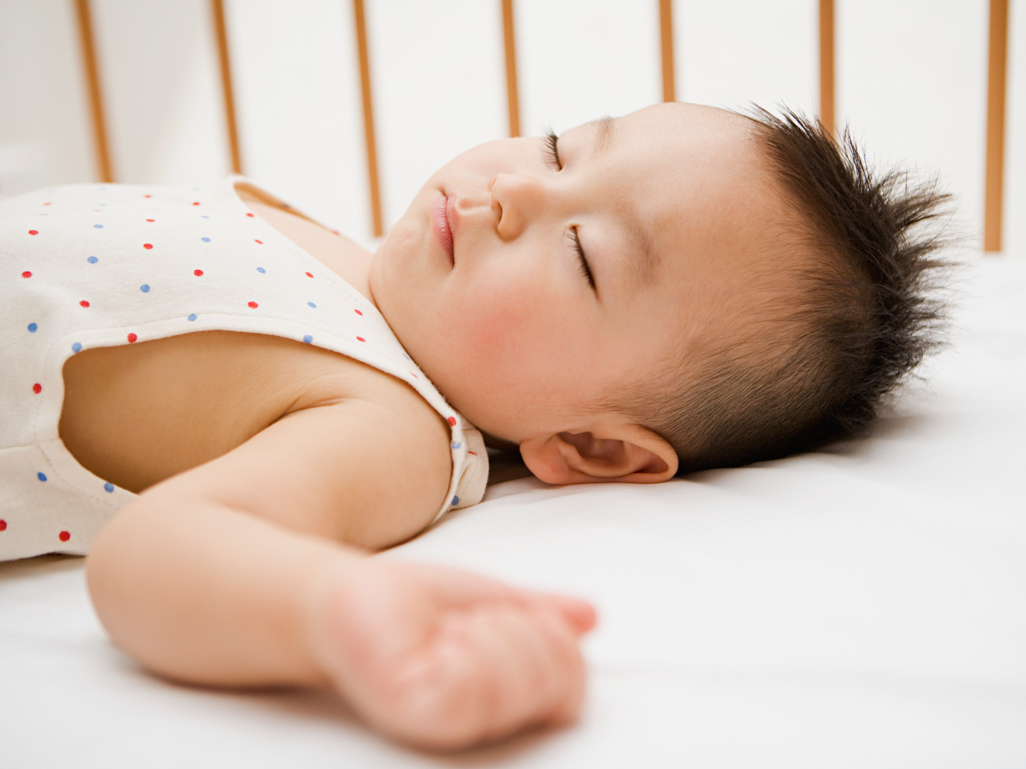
[2,253,1024,768]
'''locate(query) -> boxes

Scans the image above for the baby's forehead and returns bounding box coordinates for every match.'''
[618,116,786,270]
[631,185,810,340]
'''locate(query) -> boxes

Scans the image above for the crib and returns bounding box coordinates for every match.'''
[1,2,1024,766]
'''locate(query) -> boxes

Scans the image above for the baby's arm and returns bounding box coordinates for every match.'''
[87,398,595,749]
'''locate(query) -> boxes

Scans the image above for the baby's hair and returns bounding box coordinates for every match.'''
[628,105,954,474]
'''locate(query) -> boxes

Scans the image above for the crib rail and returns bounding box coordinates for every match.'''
[68,0,1009,250]
[986,0,1009,253]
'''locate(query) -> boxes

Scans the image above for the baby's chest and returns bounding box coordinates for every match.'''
[57,330,404,494]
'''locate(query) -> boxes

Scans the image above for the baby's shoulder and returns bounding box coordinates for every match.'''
[241,350,454,545]
[174,334,454,546]
[286,336,452,439]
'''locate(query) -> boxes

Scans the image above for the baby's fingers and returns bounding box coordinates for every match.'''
[526,593,597,636]
[446,602,588,744]
[521,604,590,728]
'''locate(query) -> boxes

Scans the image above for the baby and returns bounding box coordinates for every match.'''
[0,102,948,750]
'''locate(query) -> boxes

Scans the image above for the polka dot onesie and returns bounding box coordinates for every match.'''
[0,175,488,562]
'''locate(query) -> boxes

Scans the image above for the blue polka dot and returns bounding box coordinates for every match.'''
[201,215,210,219]
[201,237,211,242]
[187,313,197,321]
[451,442,462,449]
[140,284,150,293]
[307,302,316,308]
[451,496,460,506]
[302,335,313,344]
[72,342,82,353]
[103,482,114,493]
[37,472,47,482]
[402,353,411,361]
[93,224,103,229]
[99,202,107,207]
[87,256,98,264]
[256,267,266,274]
[27,323,38,333]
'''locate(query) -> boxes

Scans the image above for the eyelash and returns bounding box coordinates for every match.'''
[544,130,595,290]
[544,129,561,169]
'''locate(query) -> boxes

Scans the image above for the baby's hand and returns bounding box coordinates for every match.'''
[306,559,596,751]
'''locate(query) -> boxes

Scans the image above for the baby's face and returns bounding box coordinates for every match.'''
[370,102,794,443]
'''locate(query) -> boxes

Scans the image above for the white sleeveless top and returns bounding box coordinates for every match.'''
[0,175,488,561]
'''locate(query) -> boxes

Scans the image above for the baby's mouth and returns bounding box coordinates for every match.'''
[432,192,455,265]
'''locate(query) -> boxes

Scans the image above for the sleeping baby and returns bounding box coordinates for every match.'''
[0,101,949,749]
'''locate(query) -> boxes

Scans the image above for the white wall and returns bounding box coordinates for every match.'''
[0,0,1021,254]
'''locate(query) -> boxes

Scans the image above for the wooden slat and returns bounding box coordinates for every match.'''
[502,0,521,137]
[73,0,114,183]
[210,0,243,175]
[984,0,1008,253]
[819,0,835,135]
[353,0,383,237]
[659,0,675,102]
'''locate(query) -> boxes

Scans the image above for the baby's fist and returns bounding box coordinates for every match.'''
[306,559,596,750]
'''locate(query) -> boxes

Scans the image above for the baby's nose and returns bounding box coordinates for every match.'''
[490,173,545,240]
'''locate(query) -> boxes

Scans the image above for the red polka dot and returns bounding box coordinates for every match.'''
[305,272,314,278]
[356,336,366,342]
[143,194,152,198]
[410,372,418,378]
[21,271,32,278]
[127,333,138,343]
[246,213,255,218]
[143,243,153,249]
[194,269,204,276]
[43,202,51,206]
[248,301,258,309]
[28,230,38,236]
[79,300,90,308]
[192,201,200,206]
[0,519,6,532]
[146,218,155,222]
[254,239,263,245]
[32,383,42,394]
[59,531,70,542]
[447,417,457,426]
[354,309,363,316]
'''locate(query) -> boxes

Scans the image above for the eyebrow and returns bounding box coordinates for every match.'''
[589,117,659,293]
[594,115,616,154]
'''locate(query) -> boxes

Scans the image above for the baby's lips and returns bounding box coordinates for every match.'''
[445,194,460,241]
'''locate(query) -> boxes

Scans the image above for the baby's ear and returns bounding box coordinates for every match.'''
[520,425,678,485]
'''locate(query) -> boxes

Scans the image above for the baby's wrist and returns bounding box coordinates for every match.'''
[300,552,370,689]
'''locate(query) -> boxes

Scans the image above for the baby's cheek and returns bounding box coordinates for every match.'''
[451,282,551,363]
[446,298,521,370]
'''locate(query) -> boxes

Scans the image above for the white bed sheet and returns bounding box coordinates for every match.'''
[2,253,1024,768]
